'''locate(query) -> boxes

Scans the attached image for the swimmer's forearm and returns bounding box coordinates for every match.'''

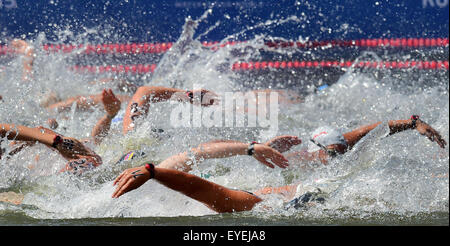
[157,142,248,171]
[131,86,185,105]
[0,124,54,146]
[343,119,414,147]
[123,87,185,134]
[153,167,262,213]
[192,142,248,160]
[91,114,114,145]
[152,87,186,102]
[387,119,415,134]
[157,152,192,171]
[343,122,381,147]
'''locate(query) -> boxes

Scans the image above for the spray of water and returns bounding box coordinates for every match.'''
[0,11,448,223]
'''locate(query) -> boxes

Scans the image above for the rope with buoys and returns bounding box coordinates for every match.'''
[69,60,449,74]
[1,38,448,55]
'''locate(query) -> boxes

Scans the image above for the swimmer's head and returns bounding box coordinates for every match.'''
[307,126,347,153]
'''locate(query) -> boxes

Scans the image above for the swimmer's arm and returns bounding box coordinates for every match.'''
[0,124,54,146]
[199,135,302,153]
[112,165,262,213]
[271,128,405,164]
[91,89,122,145]
[285,150,328,164]
[192,142,249,159]
[157,142,289,172]
[0,125,60,158]
[156,152,192,171]
[343,118,446,149]
[47,95,100,113]
[122,86,185,134]
[91,114,114,145]
[1,123,99,160]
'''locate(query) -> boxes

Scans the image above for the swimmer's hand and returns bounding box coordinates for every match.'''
[112,166,150,198]
[253,144,289,169]
[53,136,98,159]
[10,39,31,54]
[264,135,302,153]
[415,120,447,148]
[61,156,100,175]
[101,89,121,117]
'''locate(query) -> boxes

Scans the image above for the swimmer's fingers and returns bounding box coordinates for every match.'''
[113,169,131,186]
[253,144,289,169]
[438,137,447,148]
[112,176,134,198]
[254,156,275,169]
[102,89,121,116]
[112,171,134,197]
[112,166,150,198]
[416,121,447,148]
[265,135,302,153]
[269,153,289,169]
[427,130,447,148]
[424,128,446,148]
[113,171,126,186]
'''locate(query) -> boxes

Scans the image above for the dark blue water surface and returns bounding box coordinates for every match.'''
[1,0,449,43]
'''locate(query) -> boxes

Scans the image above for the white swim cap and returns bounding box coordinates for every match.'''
[307,126,347,153]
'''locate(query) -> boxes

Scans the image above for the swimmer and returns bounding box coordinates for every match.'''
[45,90,131,114]
[284,115,447,165]
[1,124,101,175]
[0,88,121,169]
[112,115,446,213]
[121,85,303,134]
[0,130,294,205]
[42,88,125,142]
[44,88,122,144]
[44,85,219,139]
[90,88,122,144]
[122,86,219,134]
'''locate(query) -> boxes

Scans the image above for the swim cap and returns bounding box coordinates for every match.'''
[284,184,325,210]
[307,126,347,153]
[115,150,146,165]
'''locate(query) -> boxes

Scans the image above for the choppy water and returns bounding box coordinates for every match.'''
[0,15,448,226]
